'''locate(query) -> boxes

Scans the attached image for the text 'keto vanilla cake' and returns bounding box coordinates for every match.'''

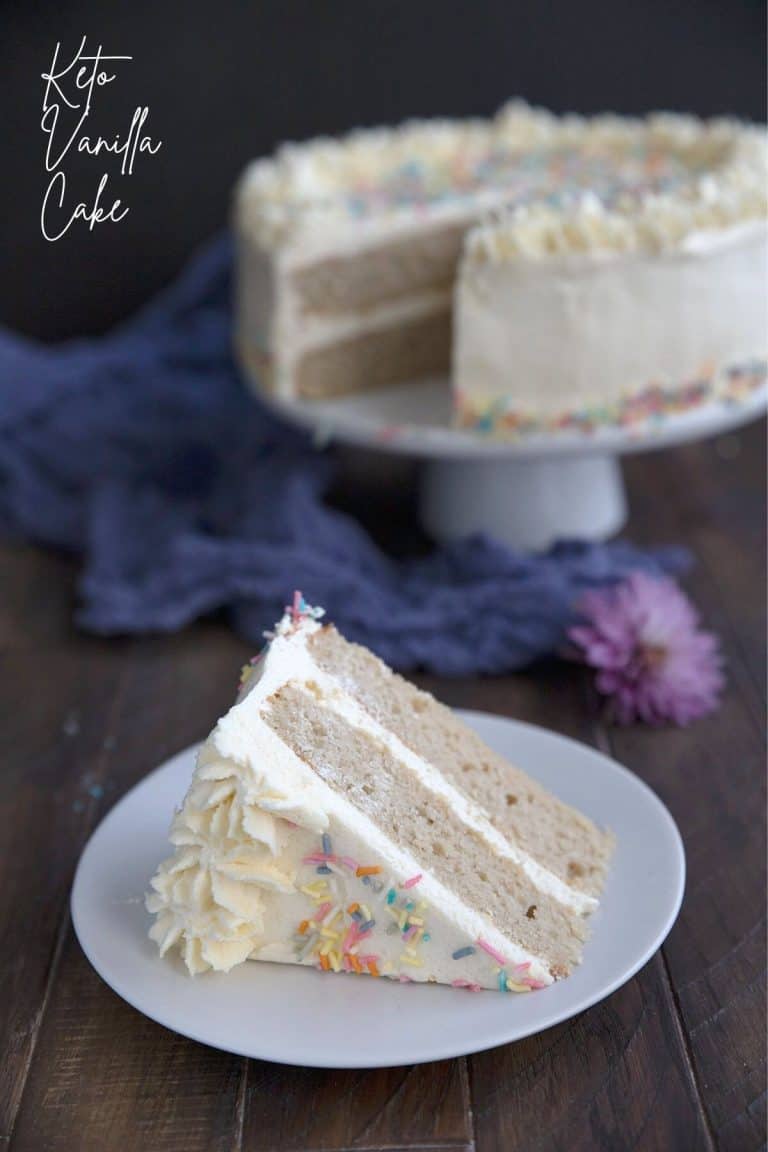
[235,102,767,434]
[147,594,613,991]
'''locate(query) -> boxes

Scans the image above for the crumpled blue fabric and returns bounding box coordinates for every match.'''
[0,233,688,674]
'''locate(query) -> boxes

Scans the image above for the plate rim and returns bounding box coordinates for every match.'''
[71,710,686,1068]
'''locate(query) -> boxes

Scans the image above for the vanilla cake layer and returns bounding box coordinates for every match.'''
[296,308,451,399]
[147,599,611,989]
[235,103,766,419]
[292,222,467,314]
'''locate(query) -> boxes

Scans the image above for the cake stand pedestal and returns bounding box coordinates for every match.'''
[420,454,627,551]
[261,377,766,551]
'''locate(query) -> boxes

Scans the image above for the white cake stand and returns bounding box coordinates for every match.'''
[264,377,767,551]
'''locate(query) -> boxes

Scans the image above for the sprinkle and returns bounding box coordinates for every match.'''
[316,865,331,874]
[366,959,380,977]
[356,865,382,877]
[358,919,376,934]
[341,923,358,953]
[313,902,332,923]
[386,888,397,905]
[511,961,532,974]
[402,873,422,889]
[298,934,318,961]
[350,955,363,973]
[351,910,363,922]
[400,954,424,967]
[361,876,371,886]
[498,970,508,993]
[423,933,431,942]
[297,920,309,936]
[402,925,418,941]
[302,853,335,865]
[452,946,476,960]
[300,881,328,898]
[398,974,414,983]
[506,980,531,993]
[407,916,424,926]
[370,879,384,894]
[347,902,360,915]
[477,937,507,966]
[340,856,358,871]
[525,978,549,990]
[321,833,332,855]
[329,950,342,973]
[319,954,330,971]
[451,979,482,992]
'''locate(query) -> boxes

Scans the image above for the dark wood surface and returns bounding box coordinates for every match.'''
[1,420,765,1152]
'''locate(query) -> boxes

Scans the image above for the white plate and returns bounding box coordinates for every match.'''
[264,374,767,460]
[71,711,685,1068]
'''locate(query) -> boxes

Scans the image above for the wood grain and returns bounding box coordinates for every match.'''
[1,419,765,1151]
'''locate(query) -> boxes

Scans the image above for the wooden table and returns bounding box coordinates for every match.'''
[1,420,765,1152]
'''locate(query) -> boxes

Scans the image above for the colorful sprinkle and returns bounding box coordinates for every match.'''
[402,873,423,889]
[386,888,397,904]
[321,833,332,855]
[456,361,766,439]
[356,865,382,877]
[477,937,507,966]
[452,946,476,960]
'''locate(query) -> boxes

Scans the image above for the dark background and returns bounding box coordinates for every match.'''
[2,0,765,342]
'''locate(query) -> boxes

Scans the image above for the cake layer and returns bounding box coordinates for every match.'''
[295,308,451,398]
[292,223,467,314]
[265,683,588,973]
[309,626,613,895]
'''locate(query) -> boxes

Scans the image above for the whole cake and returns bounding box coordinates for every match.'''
[235,103,767,433]
[147,595,613,989]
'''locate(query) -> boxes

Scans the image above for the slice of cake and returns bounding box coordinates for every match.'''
[147,594,613,990]
[235,102,766,424]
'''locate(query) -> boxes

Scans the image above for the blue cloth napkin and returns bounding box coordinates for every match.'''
[0,234,688,674]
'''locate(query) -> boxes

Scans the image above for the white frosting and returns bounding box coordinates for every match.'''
[147,609,600,986]
[455,215,768,421]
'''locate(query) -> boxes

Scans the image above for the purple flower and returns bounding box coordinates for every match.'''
[569,571,724,726]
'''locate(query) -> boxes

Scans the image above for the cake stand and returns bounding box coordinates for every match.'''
[264,377,767,551]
